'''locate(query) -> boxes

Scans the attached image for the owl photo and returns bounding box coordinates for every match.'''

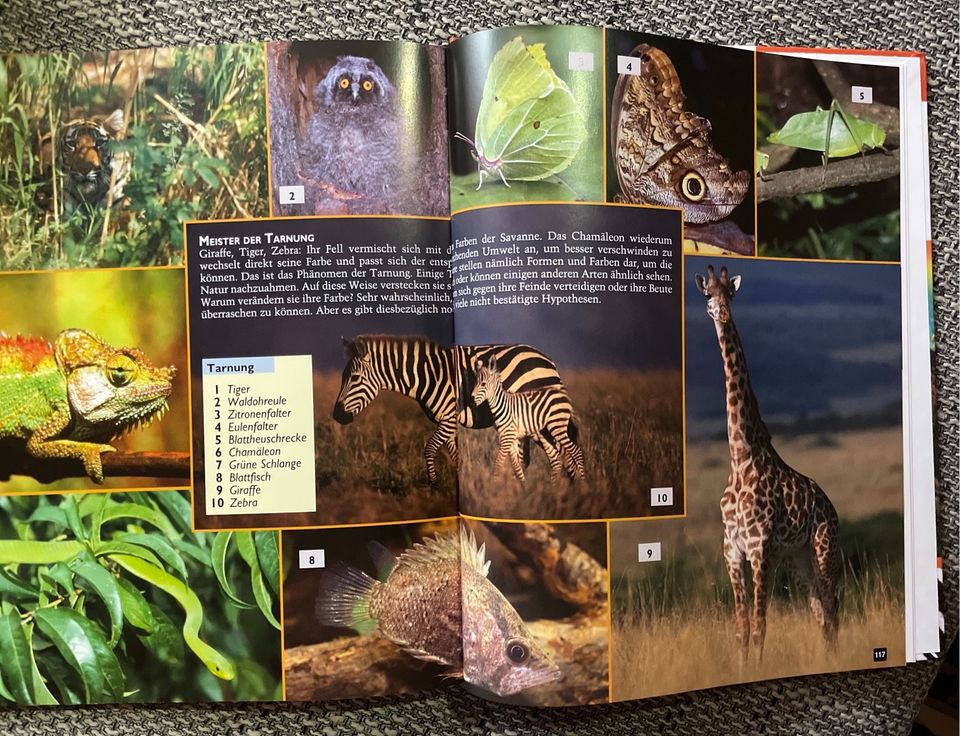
[266,41,448,216]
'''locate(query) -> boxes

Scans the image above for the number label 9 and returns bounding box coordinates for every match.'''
[638,542,662,563]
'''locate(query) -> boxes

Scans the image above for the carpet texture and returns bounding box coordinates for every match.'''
[0,1,956,733]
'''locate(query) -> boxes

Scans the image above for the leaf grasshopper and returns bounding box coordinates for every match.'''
[766,99,887,167]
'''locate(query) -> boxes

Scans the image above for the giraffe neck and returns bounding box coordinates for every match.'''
[715,317,771,461]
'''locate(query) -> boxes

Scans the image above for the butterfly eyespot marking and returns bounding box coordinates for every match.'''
[681,171,707,202]
[338,77,350,90]
[505,639,529,664]
[640,53,650,62]
[651,75,659,85]
[362,79,373,92]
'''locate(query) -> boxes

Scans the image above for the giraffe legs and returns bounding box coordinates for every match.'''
[749,550,772,663]
[812,517,841,647]
[723,534,749,664]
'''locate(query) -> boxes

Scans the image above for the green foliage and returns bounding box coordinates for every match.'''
[0,491,280,704]
[0,45,268,271]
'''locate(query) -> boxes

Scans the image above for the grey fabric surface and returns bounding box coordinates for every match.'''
[0,0,956,733]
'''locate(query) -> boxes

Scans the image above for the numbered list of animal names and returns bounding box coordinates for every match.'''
[201,355,317,516]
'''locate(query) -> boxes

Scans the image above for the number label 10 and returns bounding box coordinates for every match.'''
[299,548,325,569]
[638,542,662,563]
[651,487,674,507]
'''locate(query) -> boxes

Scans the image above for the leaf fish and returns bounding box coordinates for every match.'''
[316,526,560,697]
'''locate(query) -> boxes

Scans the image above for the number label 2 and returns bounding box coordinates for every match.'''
[279,185,305,204]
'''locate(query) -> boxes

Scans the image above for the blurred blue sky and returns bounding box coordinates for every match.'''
[685,256,902,439]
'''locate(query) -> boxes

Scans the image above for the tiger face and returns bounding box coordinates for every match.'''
[36,109,131,214]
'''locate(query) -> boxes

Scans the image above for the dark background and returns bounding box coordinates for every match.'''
[605,30,756,236]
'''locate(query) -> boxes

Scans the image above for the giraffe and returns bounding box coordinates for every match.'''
[695,264,841,663]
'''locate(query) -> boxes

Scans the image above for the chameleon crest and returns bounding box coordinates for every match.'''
[0,329,175,483]
[610,44,749,223]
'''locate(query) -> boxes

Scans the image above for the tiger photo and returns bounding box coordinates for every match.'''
[35,109,132,215]
[0,45,269,270]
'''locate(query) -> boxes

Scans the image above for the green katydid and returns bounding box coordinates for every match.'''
[766,99,887,166]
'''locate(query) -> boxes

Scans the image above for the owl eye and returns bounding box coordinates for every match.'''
[362,79,374,92]
[681,171,707,202]
[338,77,350,90]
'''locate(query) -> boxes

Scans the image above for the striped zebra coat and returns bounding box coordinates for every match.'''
[471,357,585,483]
[333,335,574,483]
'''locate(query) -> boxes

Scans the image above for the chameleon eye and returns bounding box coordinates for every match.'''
[505,639,529,664]
[362,79,374,92]
[339,77,350,90]
[106,354,138,387]
[681,171,707,202]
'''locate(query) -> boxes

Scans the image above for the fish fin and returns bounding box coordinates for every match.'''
[367,541,396,581]
[460,525,491,577]
[398,646,457,667]
[398,530,460,567]
[315,562,378,635]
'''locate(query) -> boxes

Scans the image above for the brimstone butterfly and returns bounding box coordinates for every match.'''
[455,36,586,190]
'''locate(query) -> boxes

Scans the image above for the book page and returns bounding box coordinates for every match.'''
[0,39,462,706]
[446,26,931,707]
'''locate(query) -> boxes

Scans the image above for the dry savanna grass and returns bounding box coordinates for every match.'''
[311,371,457,524]
[459,369,684,520]
[611,589,905,700]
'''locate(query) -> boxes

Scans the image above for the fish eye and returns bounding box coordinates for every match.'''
[339,77,350,90]
[362,79,374,92]
[106,355,137,387]
[505,639,529,664]
[681,171,707,202]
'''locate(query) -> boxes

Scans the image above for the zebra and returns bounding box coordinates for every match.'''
[470,356,585,483]
[332,335,574,483]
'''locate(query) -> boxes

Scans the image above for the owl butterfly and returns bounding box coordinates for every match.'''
[610,45,748,224]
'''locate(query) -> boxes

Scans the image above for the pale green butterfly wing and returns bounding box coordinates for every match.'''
[473,37,586,182]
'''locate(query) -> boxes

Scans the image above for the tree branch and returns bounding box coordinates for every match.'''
[487,523,607,613]
[813,60,901,138]
[0,450,190,484]
[757,149,899,202]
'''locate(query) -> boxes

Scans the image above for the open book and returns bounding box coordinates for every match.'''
[0,25,939,707]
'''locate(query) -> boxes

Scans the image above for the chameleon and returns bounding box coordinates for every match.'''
[610,44,750,224]
[0,329,175,483]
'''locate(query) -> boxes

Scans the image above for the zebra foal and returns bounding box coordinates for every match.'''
[470,357,585,483]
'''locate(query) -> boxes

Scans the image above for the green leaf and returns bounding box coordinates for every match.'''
[61,496,87,542]
[86,494,110,544]
[0,610,35,704]
[93,541,162,568]
[250,568,280,631]
[68,553,123,646]
[117,533,187,580]
[26,505,68,529]
[39,562,74,593]
[115,578,156,633]
[97,503,179,539]
[234,531,257,568]
[149,491,193,535]
[172,538,211,568]
[33,608,124,703]
[34,650,84,705]
[254,532,280,599]
[25,627,58,706]
[211,532,254,608]
[0,567,39,600]
[136,604,183,664]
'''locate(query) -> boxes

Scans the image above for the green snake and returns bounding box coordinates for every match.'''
[109,554,236,680]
